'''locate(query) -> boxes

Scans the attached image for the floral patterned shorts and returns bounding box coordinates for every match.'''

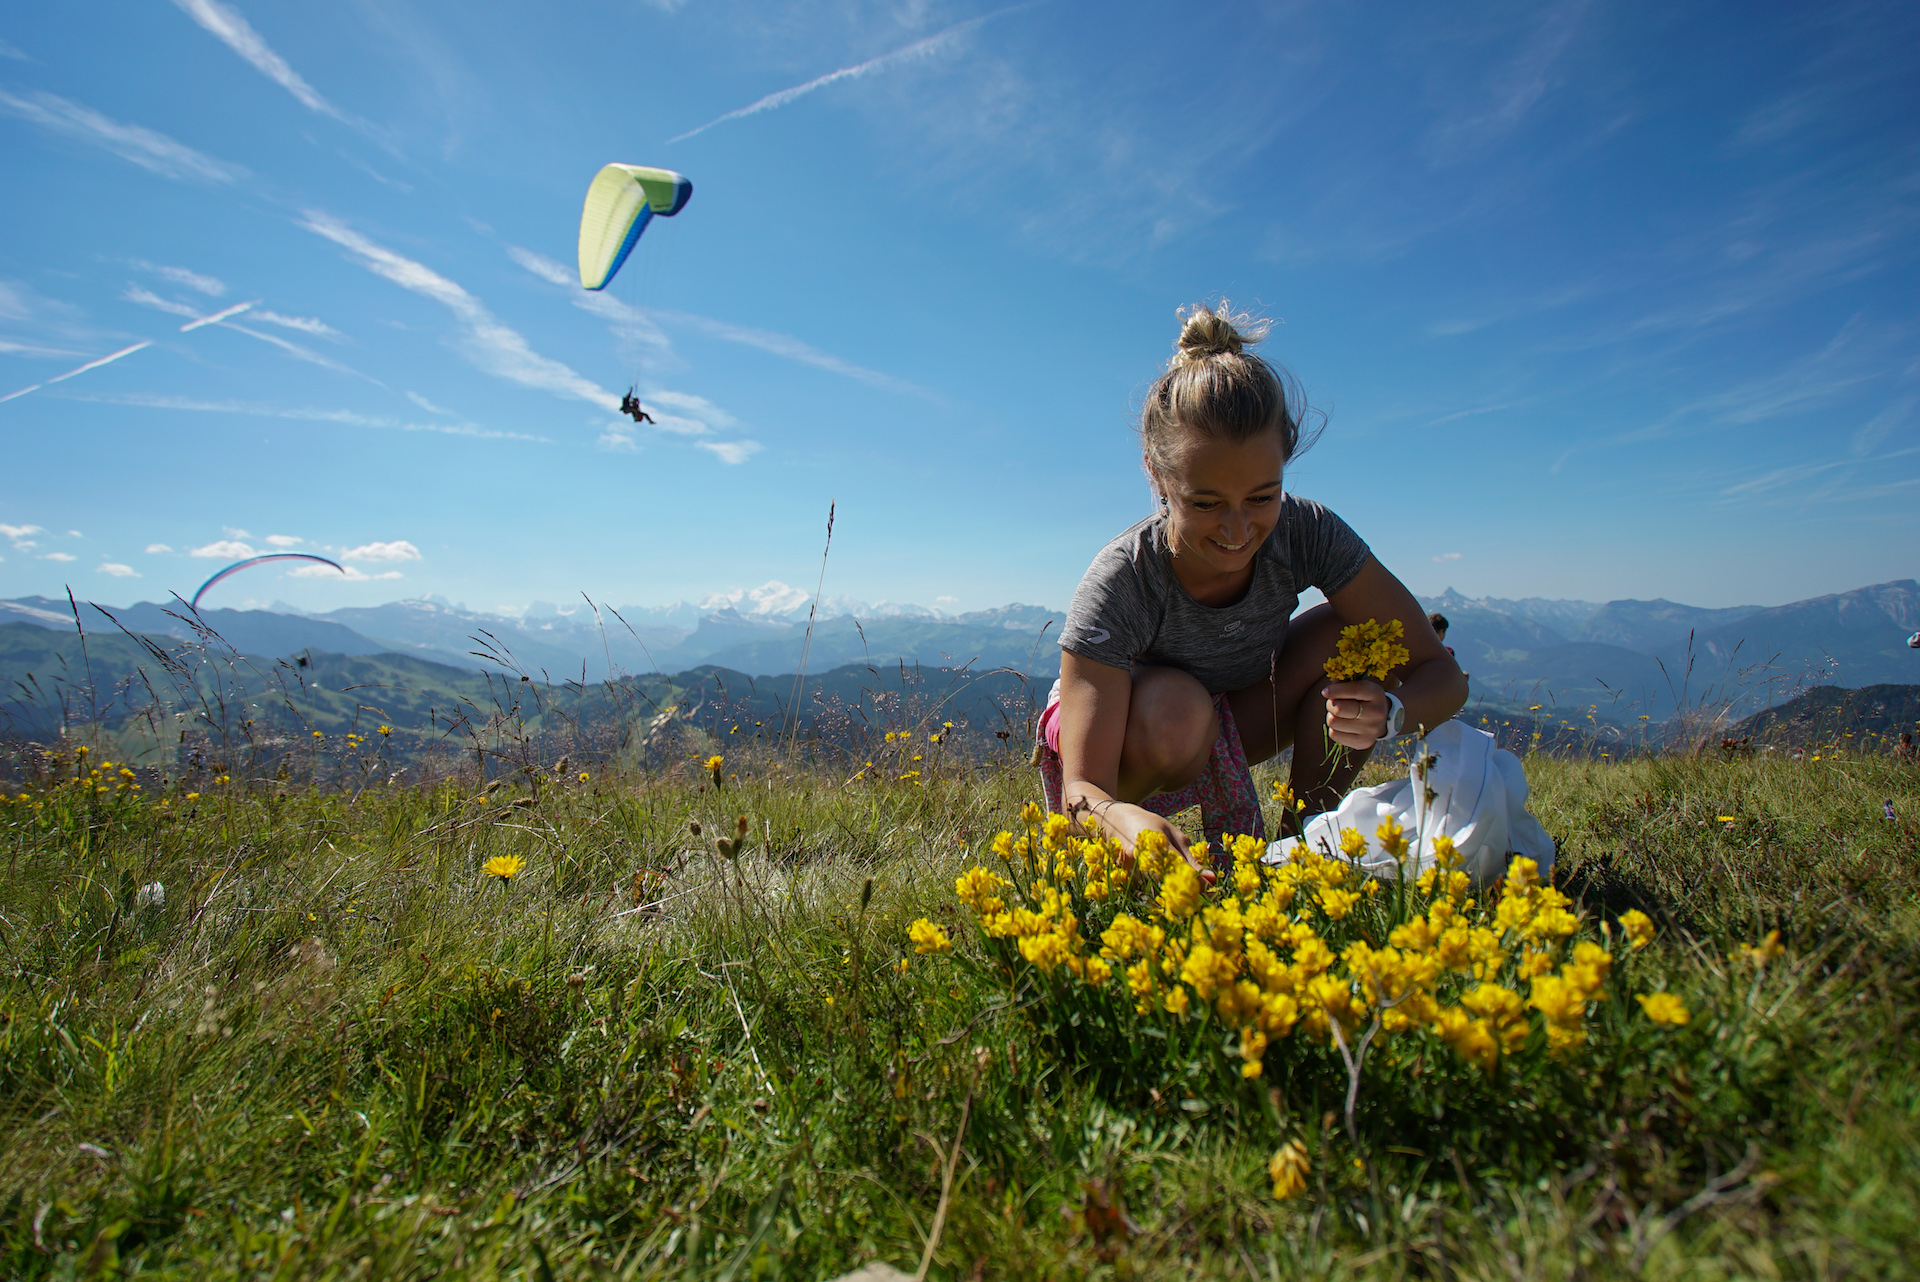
[1035,683,1265,849]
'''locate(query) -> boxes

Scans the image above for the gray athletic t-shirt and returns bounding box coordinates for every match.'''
[1061,497,1371,694]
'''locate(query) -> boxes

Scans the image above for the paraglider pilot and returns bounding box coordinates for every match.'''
[620,389,654,425]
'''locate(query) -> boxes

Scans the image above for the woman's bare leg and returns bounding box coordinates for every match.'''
[1224,604,1374,833]
[1114,666,1216,802]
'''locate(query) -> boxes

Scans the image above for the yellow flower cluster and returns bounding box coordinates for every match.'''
[1269,1140,1309,1200]
[1323,618,1411,684]
[918,810,1696,1088]
[908,919,953,955]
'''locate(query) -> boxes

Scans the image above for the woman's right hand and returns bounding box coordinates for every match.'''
[1085,800,1216,885]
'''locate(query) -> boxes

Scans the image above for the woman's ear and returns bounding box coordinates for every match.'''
[1142,453,1168,508]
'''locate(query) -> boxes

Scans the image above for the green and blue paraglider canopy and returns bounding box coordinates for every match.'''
[578,164,692,291]
[190,553,345,611]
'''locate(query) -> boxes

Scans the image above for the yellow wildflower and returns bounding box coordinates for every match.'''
[1733,930,1785,968]
[1269,1140,1309,1200]
[483,854,525,881]
[955,867,1010,916]
[1436,1007,1499,1071]
[1637,992,1691,1025]
[908,919,953,955]
[1376,815,1408,861]
[1619,909,1655,949]
[1180,944,1239,1003]
[1324,618,1410,683]
[1156,860,1202,923]
[1317,885,1359,920]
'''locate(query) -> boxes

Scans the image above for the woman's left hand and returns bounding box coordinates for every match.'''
[1322,679,1389,749]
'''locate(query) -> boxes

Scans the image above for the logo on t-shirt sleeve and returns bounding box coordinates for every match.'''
[1082,626,1112,645]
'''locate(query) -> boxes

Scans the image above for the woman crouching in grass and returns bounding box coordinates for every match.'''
[1037,302,1466,864]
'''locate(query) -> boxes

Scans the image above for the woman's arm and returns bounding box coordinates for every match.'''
[1321,557,1468,747]
[1057,650,1198,858]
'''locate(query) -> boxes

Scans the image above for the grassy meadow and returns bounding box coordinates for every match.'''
[3,730,1918,1279]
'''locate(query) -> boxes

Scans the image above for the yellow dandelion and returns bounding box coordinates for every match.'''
[483,854,526,882]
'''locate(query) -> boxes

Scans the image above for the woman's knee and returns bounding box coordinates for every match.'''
[1124,667,1215,779]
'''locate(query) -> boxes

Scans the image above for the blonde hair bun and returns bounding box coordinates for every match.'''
[1139,298,1317,474]
[1172,301,1270,366]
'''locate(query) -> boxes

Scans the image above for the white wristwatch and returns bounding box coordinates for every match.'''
[1382,691,1405,739]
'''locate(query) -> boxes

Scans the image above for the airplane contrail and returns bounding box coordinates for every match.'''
[668,3,1034,144]
[0,300,261,405]
[179,299,258,331]
[0,341,153,404]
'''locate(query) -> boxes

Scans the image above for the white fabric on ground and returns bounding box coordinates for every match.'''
[1265,720,1554,885]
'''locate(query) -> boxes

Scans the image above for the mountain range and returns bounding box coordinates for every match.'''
[1424,581,1919,718]
[4,578,1915,724]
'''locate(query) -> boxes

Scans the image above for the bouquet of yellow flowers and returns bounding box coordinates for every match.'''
[1324,617,1410,684]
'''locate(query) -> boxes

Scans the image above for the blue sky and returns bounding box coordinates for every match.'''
[0,0,1914,617]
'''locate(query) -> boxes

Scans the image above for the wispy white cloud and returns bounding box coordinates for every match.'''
[507,245,571,286]
[169,0,360,127]
[291,562,400,581]
[1432,551,1463,562]
[598,427,639,451]
[406,390,454,416]
[42,551,75,562]
[190,539,255,558]
[509,242,923,394]
[124,285,201,319]
[252,309,338,337]
[697,440,762,465]
[0,38,28,60]
[0,337,89,359]
[668,6,1031,143]
[644,389,737,430]
[1422,0,1588,165]
[1424,404,1511,427]
[0,87,242,182]
[218,320,376,382]
[341,539,420,562]
[131,260,226,296]
[507,246,674,364]
[144,543,174,554]
[96,562,140,577]
[303,211,615,409]
[654,307,930,396]
[1852,396,1915,458]
[264,534,302,547]
[60,391,550,443]
[1,523,44,543]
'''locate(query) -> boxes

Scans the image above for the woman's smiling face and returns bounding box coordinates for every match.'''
[1151,428,1286,587]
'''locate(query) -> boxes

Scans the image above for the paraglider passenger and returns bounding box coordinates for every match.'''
[619,390,654,425]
